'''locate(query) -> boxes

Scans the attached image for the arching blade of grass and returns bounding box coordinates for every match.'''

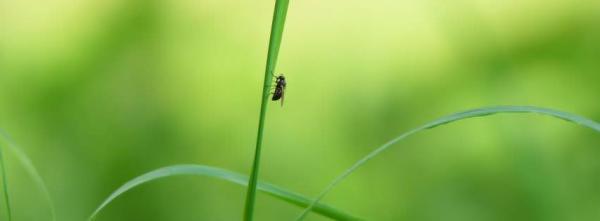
[89,164,362,221]
[295,106,600,220]
[245,0,290,220]
[0,140,12,221]
[0,131,56,221]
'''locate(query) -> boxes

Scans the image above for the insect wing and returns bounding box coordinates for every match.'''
[280,86,285,106]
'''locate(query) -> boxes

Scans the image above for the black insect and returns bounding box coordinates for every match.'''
[271,74,286,106]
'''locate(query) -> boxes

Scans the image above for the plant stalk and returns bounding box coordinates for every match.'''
[243,0,290,221]
[0,143,12,221]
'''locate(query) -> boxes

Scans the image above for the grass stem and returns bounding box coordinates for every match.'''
[243,1,290,221]
[0,143,12,221]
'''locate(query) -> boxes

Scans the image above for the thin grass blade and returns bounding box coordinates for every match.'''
[295,106,600,220]
[89,164,362,221]
[0,142,12,221]
[245,0,291,220]
[0,131,56,221]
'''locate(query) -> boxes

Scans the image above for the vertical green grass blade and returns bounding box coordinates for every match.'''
[295,106,600,220]
[244,0,290,221]
[0,142,12,221]
[0,131,56,221]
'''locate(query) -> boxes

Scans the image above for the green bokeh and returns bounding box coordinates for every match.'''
[0,0,599,220]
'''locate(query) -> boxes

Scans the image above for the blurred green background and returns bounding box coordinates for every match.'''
[1,0,599,220]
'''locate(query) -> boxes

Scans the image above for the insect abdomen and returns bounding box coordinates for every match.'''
[272,87,283,100]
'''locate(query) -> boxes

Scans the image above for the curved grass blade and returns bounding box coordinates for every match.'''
[295,106,600,220]
[0,130,56,221]
[89,164,362,221]
[245,0,291,220]
[0,142,12,221]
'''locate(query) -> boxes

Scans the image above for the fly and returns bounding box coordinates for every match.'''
[271,74,286,106]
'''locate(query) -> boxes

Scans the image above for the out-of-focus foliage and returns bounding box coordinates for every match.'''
[0,0,599,220]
